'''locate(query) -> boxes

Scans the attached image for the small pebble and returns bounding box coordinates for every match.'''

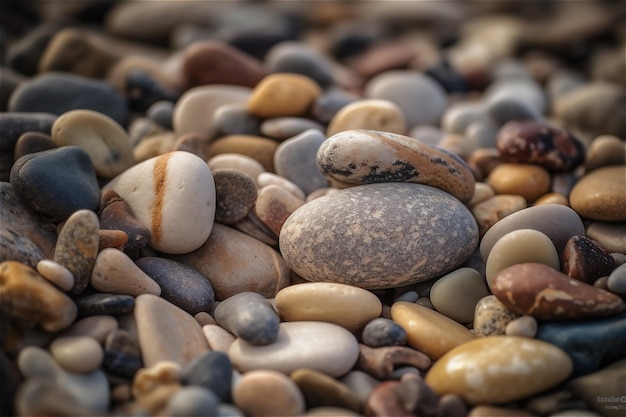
[182,351,232,402]
[291,368,362,412]
[486,163,551,203]
[607,263,626,295]
[103,329,143,379]
[260,117,324,141]
[214,292,280,346]
[49,336,104,374]
[430,267,489,323]
[233,369,305,417]
[247,73,322,118]
[59,315,118,343]
[361,318,407,348]
[208,153,266,184]
[91,248,161,297]
[327,99,406,136]
[98,189,150,251]
[257,172,305,200]
[562,235,615,284]
[255,184,304,235]
[74,293,135,317]
[505,315,538,338]
[202,324,236,353]
[207,134,279,172]
[212,103,261,137]
[473,295,521,337]
[570,165,626,222]
[36,259,74,292]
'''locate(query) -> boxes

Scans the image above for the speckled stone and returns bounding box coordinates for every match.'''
[233,369,305,417]
[213,168,258,225]
[317,130,475,203]
[562,235,615,284]
[570,166,626,222]
[247,73,322,118]
[214,292,280,346]
[280,183,478,289]
[430,267,489,324]
[473,295,521,337]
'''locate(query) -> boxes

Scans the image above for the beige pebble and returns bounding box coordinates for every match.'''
[202,324,235,353]
[487,163,551,203]
[59,315,119,343]
[468,405,543,417]
[132,132,176,162]
[257,172,305,200]
[194,312,216,326]
[390,301,474,360]
[533,192,568,206]
[255,185,304,236]
[570,165,626,222]
[585,135,626,172]
[275,282,382,333]
[586,221,626,254]
[91,248,161,297]
[505,315,538,338]
[473,295,521,337]
[468,182,495,206]
[49,336,104,374]
[327,99,406,136]
[207,135,279,172]
[208,153,266,184]
[36,259,74,292]
[430,268,489,324]
[247,73,321,118]
[471,194,528,236]
[233,369,305,417]
[438,133,480,161]
[485,229,560,290]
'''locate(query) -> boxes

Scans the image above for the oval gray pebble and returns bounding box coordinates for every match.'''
[165,386,219,417]
[361,318,407,348]
[214,292,280,346]
[607,263,626,295]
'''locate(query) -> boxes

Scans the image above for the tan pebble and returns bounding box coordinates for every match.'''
[233,369,305,417]
[469,148,503,178]
[468,405,543,417]
[91,248,161,297]
[194,312,216,326]
[202,324,235,353]
[36,259,74,292]
[473,295,521,337]
[290,367,362,412]
[98,229,129,250]
[135,383,181,416]
[390,301,474,360]
[505,315,538,338]
[275,282,382,333]
[257,172,305,200]
[132,361,183,397]
[132,132,176,162]
[304,407,363,416]
[570,165,626,222]
[533,192,568,206]
[438,133,480,161]
[327,99,406,136]
[49,336,104,374]
[468,182,495,206]
[59,315,118,343]
[232,211,280,246]
[247,73,321,118]
[207,135,279,172]
[471,194,527,236]
[430,268,489,324]
[593,276,610,290]
[485,229,560,290]
[585,135,626,172]
[255,185,304,236]
[487,163,551,203]
[586,222,626,254]
[208,153,266,183]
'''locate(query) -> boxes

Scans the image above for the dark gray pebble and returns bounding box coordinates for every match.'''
[362,318,407,348]
[212,103,260,138]
[13,131,56,161]
[103,330,143,379]
[165,386,220,417]
[146,100,175,130]
[75,293,135,318]
[182,350,233,402]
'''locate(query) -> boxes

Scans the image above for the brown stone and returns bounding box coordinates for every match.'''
[99,189,150,251]
[471,194,527,236]
[355,344,431,380]
[255,184,304,236]
[213,168,258,225]
[562,236,615,284]
[207,134,280,172]
[247,73,322,118]
[585,135,626,172]
[570,165,626,222]
[291,368,362,412]
[348,39,418,79]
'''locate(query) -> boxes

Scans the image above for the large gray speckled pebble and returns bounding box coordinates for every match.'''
[280,183,478,289]
[214,292,280,346]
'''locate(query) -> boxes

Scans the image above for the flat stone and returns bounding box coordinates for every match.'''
[570,166,626,222]
[257,172,305,200]
[36,260,74,291]
[586,221,626,254]
[247,73,322,118]
[211,103,261,137]
[49,336,104,374]
[233,369,305,417]
[208,153,266,183]
[279,183,478,289]
[504,315,538,338]
[229,321,359,377]
[584,135,626,172]
[213,168,258,225]
[607,263,626,294]
[486,163,551,203]
[356,344,431,380]
[207,134,279,172]
[317,130,475,203]
[425,336,573,405]
[265,41,334,88]
[562,235,615,284]
[255,184,304,237]
[14,131,56,161]
[486,95,542,125]
[430,267,489,323]
[214,292,280,346]
[291,368,362,412]
[275,282,382,333]
[104,151,216,254]
[473,295,521,337]
[182,351,232,402]
[327,99,406,136]
[59,315,118,343]
[91,248,161,297]
[202,324,235,353]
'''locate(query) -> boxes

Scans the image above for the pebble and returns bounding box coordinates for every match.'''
[485,229,560,290]
[291,368,362,412]
[49,336,104,374]
[361,318,407,347]
[202,324,236,353]
[146,100,174,130]
[164,386,220,417]
[36,259,74,292]
[356,344,431,379]
[260,117,325,141]
[15,378,97,417]
[104,151,216,254]
[134,294,209,367]
[135,257,215,315]
[566,359,626,417]
[265,41,334,88]
[207,134,279,172]
[213,168,258,225]
[214,292,280,346]
[607,263,626,294]
[562,235,615,284]
[275,282,382,333]
[390,301,474,360]
[98,189,150,251]
[247,73,322,118]
[533,192,568,206]
[340,371,379,404]
[257,172,305,200]
[570,165,626,222]
[312,88,358,124]
[274,128,329,196]
[584,135,626,172]
[365,373,439,417]
[10,147,101,221]
[425,336,573,405]
[280,183,478,289]
[181,351,233,402]
[229,321,359,377]
[473,295,521,337]
[430,267,489,324]
[74,293,135,317]
[441,101,487,134]
[491,263,626,320]
[212,103,261,137]
[91,248,161,297]
[233,369,305,417]
[471,194,528,236]
[317,129,476,203]
[59,315,118,343]
[505,315,538,338]
[486,95,542,125]
[327,99,406,136]
[208,153,266,183]
[486,162,551,203]
[13,131,56,160]
[586,221,626,254]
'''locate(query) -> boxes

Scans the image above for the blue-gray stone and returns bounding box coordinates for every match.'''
[362,318,407,348]
[103,330,143,379]
[536,312,626,377]
[486,95,542,125]
[266,42,334,88]
[182,351,233,402]
[75,293,135,318]
[213,291,280,346]
[165,386,219,417]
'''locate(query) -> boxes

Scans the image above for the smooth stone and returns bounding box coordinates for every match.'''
[536,312,626,377]
[104,151,216,254]
[291,368,362,412]
[49,336,104,374]
[146,100,175,130]
[255,184,304,236]
[274,128,329,196]
[468,406,541,417]
[171,223,290,300]
[492,263,626,320]
[265,41,334,88]
[207,134,279,172]
[275,282,382,333]
[99,228,129,251]
[0,261,77,332]
[534,192,569,206]
[135,257,214,315]
[365,372,439,417]
[391,302,474,360]
[9,72,128,125]
[214,292,280,346]
[103,329,143,379]
[15,378,97,417]
[364,70,448,128]
[212,103,261,137]
[260,117,325,141]
[471,194,527,237]
[485,229,560,290]
[327,99,406,136]
[131,361,183,414]
[312,89,359,124]
[317,130,475,203]
[567,359,626,417]
[98,189,150,251]
[134,294,210,367]
[570,166,626,222]
[486,95,542,125]
[441,101,487,135]
[182,351,232,402]
[10,146,100,221]
[586,222,626,254]
[361,318,407,348]
[75,293,135,317]
[425,336,573,405]
[340,371,379,405]
[51,109,135,178]
[229,321,359,377]
[280,183,478,289]
[257,172,305,200]
[562,235,615,284]
[356,344,431,380]
[484,77,546,115]
[486,163,551,203]
[473,295,521,337]
[202,324,236,353]
[247,73,322,118]
[585,135,626,172]
[14,131,56,160]
[430,267,489,323]
[213,168,258,225]
[165,386,220,417]
[233,369,305,417]
[480,204,585,261]
[505,315,538,338]
[208,153,266,183]
[123,67,180,113]
[91,248,161,297]
[607,263,626,294]
[36,259,73,292]
[59,315,118,343]
[172,132,210,161]
[468,148,503,179]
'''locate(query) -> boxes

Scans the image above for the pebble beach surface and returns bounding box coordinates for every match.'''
[1,1,625,416]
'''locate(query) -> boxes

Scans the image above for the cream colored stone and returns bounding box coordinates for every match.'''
[233,370,305,417]
[59,315,118,343]
[208,153,266,184]
[202,324,235,353]
[468,182,495,206]
[36,260,74,292]
[257,172,305,200]
[91,248,161,296]
[327,99,406,136]
[49,336,104,374]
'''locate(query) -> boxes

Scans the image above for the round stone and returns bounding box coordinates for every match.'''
[327,99,406,136]
[279,183,479,289]
[36,260,74,292]
[207,134,279,172]
[181,351,232,402]
[164,386,219,417]
[208,153,266,183]
[585,135,626,172]
[505,315,538,338]
[247,73,322,118]
[254,184,304,236]
[233,370,305,417]
[430,267,489,323]
[212,168,258,225]
[49,336,104,374]
[570,166,626,222]
[214,292,280,346]
[486,163,551,203]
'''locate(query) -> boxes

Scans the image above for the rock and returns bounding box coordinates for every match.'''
[425,336,573,405]
[255,184,305,235]
[365,373,439,417]
[356,344,431,380]
[467,406,538,417]
[212,103,261,137]
[207,134,279,172]
[75,293,134,317]
[164,386,220,417]
[98,189,150,251]
[208,153,266,183]
[104,151,216,254]
[36,259,73,291]
[233,369,305,417]
[570,166,626,222]
[214,292,280,346]
[213,168,258,225]
[430,267,489,324]
[391,302,474,360]
[607,264,626,295]
[536,312,626,377]
[361,318,407,348]
[470,194,527,237]
[202,324,236,353]
[0,261,77,332]
[567,360,626,417]
[134,294,209,367]
[247,73,322,118]
[135,257,214,315]
[49,336,104,374]
[280,183,478,289]
[15,378,97,417]
[14,131,56,160]
[91,248,161,297]
[562,235,615,284]
[291,368,362,412]
[327,99,406,136]
[53,209,100,295]
[51,109,135,178]
[534,192,568,206]
[59,315,118,343]
[491,263,625,320]
[317,130,475,203]
[312,89,359,124]
[505,315,538,338]
[586,221,626,254]
[260,117,324,141]
[473,295,521,337]
[103,329,143,379]
[147,100,175,130]
[275,282,382,333]
[265,41,334,88]
[171,223,290,300]
[131,361,183,414]
[10,147,101,221]
[228,321,359,377]
[584,135,626,172]
[486,95,542,125]
[181,351,232,402]
[486,163,551,203]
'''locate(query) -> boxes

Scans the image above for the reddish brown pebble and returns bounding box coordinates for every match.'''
[356,344,431,380]
[99,189,150,251]
[492,263,625,321]
[562,236,615,284]
[98,229,129,250]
